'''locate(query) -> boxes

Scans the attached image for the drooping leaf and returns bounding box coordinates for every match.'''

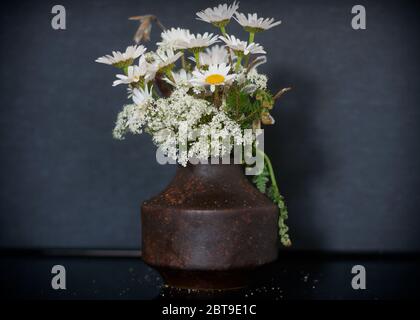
[250,152,292,247]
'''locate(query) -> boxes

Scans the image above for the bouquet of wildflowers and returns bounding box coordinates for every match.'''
[96,2,291,246]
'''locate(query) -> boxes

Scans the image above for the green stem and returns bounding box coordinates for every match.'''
[257,149,278,194]
[256,148,291,247]
[194,51,201,69]
[239,108,259,126]
[235,55,243,72]
[220,25,227,36]
[214,87,220,108]
[135,78,145,89]
[151,85,159,99]
[249,32,255,44]
[244,54,251,69]
[180,50,186,70]
[245,32,255,67]
[164,68,174,82]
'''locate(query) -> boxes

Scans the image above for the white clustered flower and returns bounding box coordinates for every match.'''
[234,12,281,31]
[204,110,244,159]
[98,6,279,168]
[146,87,243,166]
[113,104,149,139]
[196,1,239,25]
[235,70,247,86]
[95,45,146,66]
[190,63,235,92]
[219,34,266,55]
[148,87,213,135]
[148,87,214,165]
[192,87,204,95]
[246,68,268,90]
[157,28,193,50]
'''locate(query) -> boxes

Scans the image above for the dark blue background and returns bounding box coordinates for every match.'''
[0,0,419,252]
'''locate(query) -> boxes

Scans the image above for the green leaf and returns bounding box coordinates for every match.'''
[252,165,269,193]
[225,85,263,128]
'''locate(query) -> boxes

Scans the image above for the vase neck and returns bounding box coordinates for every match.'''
[176,162,245,183]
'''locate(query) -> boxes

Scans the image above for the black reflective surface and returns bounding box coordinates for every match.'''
[1,251,419,300]
[1,0,420,253]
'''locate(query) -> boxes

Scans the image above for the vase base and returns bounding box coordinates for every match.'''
[158,268,254,291]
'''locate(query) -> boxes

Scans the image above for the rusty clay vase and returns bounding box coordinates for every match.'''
[141,161,279,290]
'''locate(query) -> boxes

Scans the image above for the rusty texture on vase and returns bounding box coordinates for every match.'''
[141,162,279,280]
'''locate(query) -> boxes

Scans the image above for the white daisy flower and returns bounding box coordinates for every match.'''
[95,45,146,67]
[143,51,158,64]
[185,32,219,50]
[139,55,159,82]
[132,86,153,105]
[145,63,159,82]
[234,12,281,32]
[139,52,159,81]
[190,63,235,92]
[164,69,192,87]
[219,34,266,55]
[127,86,134,98]
[113,65,143,86]
[157,27,193,50]
[155,49,183,70]
[113,56,154,86]
[248,55,267,71]
[196,1,239,26]
[197,45,230,65]
[245,42,266,55]
[219,34,247,53]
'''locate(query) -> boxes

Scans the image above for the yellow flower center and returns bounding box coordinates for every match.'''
[205,74,225,85]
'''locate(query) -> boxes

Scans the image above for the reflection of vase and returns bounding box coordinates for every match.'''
[141,162,279,290]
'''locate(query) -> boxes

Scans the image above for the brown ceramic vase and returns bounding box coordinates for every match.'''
[141,161,279,290]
